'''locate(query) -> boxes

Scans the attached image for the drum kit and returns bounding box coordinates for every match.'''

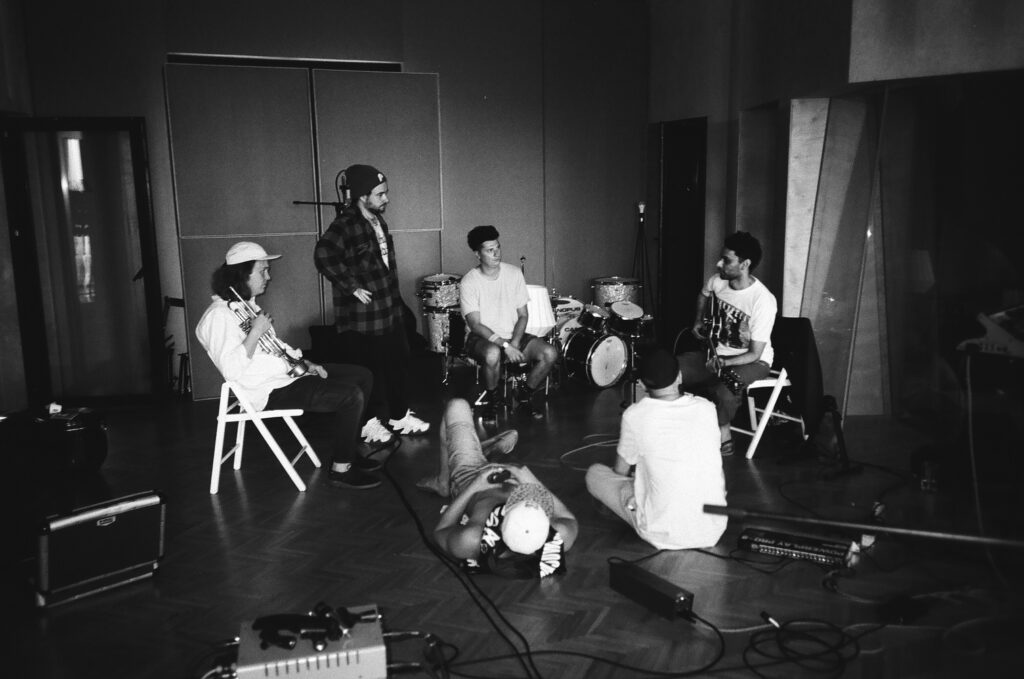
[417,273,656,394]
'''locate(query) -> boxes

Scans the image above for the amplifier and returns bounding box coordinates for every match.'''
[36,491,165,606]
[738,527,850,567]
[236,604,387,679]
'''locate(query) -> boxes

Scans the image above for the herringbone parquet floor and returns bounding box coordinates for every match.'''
[14,353,1024,678]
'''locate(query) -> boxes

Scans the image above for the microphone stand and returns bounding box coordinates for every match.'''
[293,200,345,218]
[621,201,652,409]
[632,202,652,313]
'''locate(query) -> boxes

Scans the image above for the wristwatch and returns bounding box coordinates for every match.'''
[501,341,511,351]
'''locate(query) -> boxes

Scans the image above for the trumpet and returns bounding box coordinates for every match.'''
[228,286,308,378]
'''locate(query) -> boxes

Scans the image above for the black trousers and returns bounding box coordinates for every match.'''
[264,363,372,464]
[333,326,411,423]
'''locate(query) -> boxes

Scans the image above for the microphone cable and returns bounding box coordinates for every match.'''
[375,440,544,679]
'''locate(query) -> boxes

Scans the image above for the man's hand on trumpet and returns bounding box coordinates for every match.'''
[242,311,274,358]
[304,361,328,378]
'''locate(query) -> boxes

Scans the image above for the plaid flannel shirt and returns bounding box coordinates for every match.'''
[315,207,403,335]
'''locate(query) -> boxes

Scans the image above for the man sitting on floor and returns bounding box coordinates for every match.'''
[585,348,728,549]
[417,399,578,578]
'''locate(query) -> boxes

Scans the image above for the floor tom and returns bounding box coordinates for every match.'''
[423,306,463,354]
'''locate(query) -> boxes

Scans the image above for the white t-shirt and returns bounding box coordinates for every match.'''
[195,296,301,410]
[618,394,727,549]
[459,262,530,339]
[702,274,777,366]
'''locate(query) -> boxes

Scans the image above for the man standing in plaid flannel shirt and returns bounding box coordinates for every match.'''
[315,164,429,443]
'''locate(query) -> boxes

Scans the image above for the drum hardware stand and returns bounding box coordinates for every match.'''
[620,333,644,408]
[632,201,653,314]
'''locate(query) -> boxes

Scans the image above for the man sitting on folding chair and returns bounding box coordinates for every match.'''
[676,231,777,456]
[195,241,382,490]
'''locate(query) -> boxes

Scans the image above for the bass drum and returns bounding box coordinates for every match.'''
[562,329,627,388]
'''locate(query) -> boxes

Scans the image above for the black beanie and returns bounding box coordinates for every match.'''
[345,164,386,199]
[640,348,679,390]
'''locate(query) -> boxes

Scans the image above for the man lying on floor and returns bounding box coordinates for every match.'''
[417,399,578,578]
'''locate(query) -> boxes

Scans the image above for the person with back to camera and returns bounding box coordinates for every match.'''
[195,241,382,490]
[677,231,777,456]
[459,225,559,419]
[416,398,578,578]
[585,348,728,549]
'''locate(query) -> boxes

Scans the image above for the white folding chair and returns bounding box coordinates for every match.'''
[210,381,321,494]
[730,367,806,459]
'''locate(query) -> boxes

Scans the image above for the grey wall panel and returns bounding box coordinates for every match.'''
[167,64,315,237]
[314,70,441,233]
[182,234,320,400]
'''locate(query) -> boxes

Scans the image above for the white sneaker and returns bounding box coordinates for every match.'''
[361,417,394,444]
[388,409,430,435]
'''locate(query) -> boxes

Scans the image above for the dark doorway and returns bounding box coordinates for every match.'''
[1,117,163,404]
[654,117,707,346]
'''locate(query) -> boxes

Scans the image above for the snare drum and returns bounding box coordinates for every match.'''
[418,273,461,309]
[608,300,645,336]
[423,306,463,354]
[563,329,628,388]
[592,276,642,308]
[577,304,609,333]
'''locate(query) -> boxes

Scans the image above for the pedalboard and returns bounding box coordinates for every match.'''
[235,603,387,679]
[609,560,694,619]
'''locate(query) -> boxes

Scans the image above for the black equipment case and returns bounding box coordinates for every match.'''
[35,491,166,607]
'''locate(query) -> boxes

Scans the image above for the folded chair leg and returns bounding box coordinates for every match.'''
[745,382,786,460]
[283,416,321,467]
[251,417,308,492]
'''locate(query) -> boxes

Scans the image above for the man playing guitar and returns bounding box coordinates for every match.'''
[677,232,777,456]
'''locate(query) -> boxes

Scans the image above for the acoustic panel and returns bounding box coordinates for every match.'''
[314,70,441,233]
[166,64,315,237]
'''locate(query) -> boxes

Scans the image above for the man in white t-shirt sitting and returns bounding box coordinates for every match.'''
[460,225,558,419]
[677,231,778,456]
[585,348,727,549]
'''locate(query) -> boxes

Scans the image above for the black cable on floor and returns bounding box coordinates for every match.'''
[378,440,543,679]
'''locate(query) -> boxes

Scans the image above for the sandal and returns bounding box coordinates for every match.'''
[720,439,735,457]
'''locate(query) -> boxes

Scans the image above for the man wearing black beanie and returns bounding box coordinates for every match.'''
[315,164,430,443]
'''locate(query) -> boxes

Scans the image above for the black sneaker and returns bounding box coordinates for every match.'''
[328,466,381,489]
[352,455,383,472]
[517,401,544,420]
[515,383,534,404]
[351,441,392,471]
